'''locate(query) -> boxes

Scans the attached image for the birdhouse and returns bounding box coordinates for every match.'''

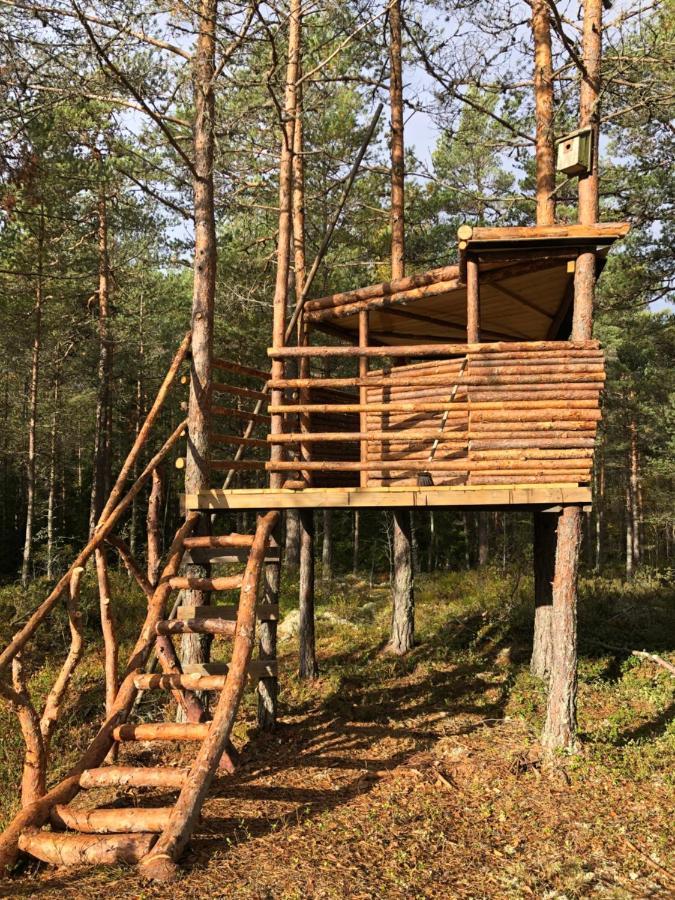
[556,128,593,176]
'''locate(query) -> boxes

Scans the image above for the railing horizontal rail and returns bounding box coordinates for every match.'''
[210,433,268,448]
[210,404,270,424]
[212,358,269,380]
[267,340,600,359]
[211,383,267,402]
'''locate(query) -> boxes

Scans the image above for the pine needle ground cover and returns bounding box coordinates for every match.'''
[0,569,673,898]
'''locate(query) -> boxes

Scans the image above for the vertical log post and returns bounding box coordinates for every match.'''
[467,256,488,565]
[531,0,558,680]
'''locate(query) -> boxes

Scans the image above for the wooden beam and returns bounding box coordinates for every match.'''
[458,222,630,243]
[268,341,600,359]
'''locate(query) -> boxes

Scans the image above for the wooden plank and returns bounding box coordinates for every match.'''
[182,485,593,511]
[177,603,279,622]
[210,433,268,449]
[459,222,630,243]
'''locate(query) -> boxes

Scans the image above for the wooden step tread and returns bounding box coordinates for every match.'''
[18,828,156,866]
[156,617,237,637]
[183,533,254,550]
[182,660,277,677]
[177,603,279,622]
[80,766,189,789]
[113,722,210,742]
[53,804,175,834]
[168,574,243,592]
[134,660,277,693]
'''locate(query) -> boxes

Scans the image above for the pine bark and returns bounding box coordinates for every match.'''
[298,509,318,678]
[530,0,556,678]
[543,0,603,752]
[389,0,414,654]
[181,0,218,682]
[89,179,113,537]
[21,211,44,587]
[321,509,333,584]
[46,376,59,579]
[147,465,163,587]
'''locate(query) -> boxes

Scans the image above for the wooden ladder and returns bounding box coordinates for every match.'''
[13,510,280,882]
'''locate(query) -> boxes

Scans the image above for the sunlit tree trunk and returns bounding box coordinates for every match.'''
[46,375,59,579]
[389,0,414,654]
[180,0,218,692]
[21,210,44,587]
[543,0,603,752]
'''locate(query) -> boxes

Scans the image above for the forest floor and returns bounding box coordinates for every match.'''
[0,567,673,899]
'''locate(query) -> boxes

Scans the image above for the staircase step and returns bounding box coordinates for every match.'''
[52,804,175,834]
[134,659,277,693]
[156,617,237,637]
[18,828,156,866]
[183,546,279,565]
[168,574,243,592]
[80,766,189,789]
[183,660,277,678]
[112,722,210,742]
[134,672,227,691]
[177,603,279,622]
[183,534,254,550]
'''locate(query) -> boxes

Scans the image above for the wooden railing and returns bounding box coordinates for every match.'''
[264,341,605,489]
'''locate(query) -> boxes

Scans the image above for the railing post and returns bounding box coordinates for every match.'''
[466,255,480,344]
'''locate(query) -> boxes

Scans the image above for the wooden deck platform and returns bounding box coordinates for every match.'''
[183,483,591,512]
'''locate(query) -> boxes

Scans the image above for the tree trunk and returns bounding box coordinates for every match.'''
[629,412,640,572]
[298,509,318,679]
[181,0,218,685]
[46,376,59,579]
[130,295,145,561]
[285,511,300,569]
[594,441,604,571]
[531,512,556,679]
[353,511,360,573]
[530,0,556,670]
[541,507,581,751]
[389,511,414,654]
[321,509,333,584]
[477,513,489,567]
[21,211,44,587]
[388,0,414,654]
[89,178,113,538]
[147,465,163,587]
[544,0,603,752]
[258,0,302,728]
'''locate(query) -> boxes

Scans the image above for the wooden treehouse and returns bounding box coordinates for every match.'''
[0,221,629,881]
[187,222,629,514]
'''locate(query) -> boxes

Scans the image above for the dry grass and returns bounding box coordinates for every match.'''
[0,568,673,898]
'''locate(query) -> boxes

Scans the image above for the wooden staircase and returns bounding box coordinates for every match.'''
[6,509,280,882]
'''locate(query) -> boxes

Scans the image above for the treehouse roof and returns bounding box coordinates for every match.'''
[303,222,630,346]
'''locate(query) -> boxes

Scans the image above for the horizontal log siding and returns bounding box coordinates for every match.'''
[363,348,604,487]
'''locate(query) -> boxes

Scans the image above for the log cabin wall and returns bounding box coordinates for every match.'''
[364,345,604,487]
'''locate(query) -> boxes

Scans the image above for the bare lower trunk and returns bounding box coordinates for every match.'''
[257,532,280,730]
[390,511,414,654]
[147,465,163,587]
[531,512,556,679]
[298,509,318,679]
[477,513,489,567]
[285,511,300,569]
[629,412,640,572]
[542,507,581,750]
[321,509,333,584]
[353,510,360,573]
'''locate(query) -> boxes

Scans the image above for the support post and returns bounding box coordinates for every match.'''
[298,509,318,678]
